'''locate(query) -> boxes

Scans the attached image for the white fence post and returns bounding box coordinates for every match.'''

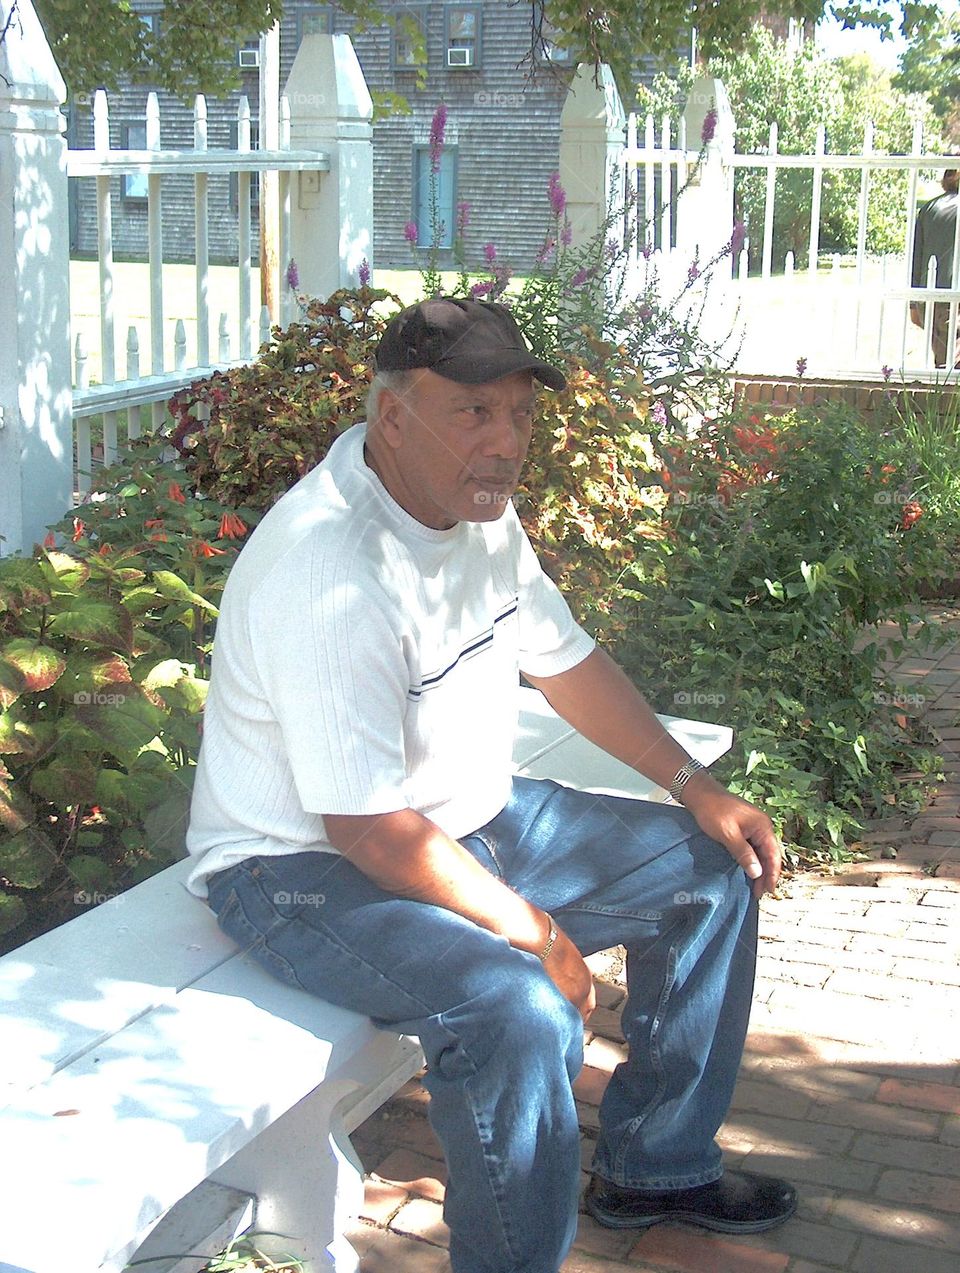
[678,76,736,343]
[558,63,626,250]
[0,0,73,556]
[284,33,373,300]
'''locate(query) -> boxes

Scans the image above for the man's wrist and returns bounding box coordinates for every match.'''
[673,765,724,808]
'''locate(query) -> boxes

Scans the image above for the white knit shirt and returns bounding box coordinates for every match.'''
[184,422,596,898]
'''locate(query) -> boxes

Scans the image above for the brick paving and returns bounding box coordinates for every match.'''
[346,608,960,1271]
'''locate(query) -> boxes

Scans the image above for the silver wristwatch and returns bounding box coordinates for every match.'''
[669,757,705,804]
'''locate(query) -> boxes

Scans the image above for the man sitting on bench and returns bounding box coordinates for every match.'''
[185,297,797,1273]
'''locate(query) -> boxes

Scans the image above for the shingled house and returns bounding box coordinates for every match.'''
[67,1,675,273]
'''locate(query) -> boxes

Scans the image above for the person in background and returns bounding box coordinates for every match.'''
[911,166,960,368]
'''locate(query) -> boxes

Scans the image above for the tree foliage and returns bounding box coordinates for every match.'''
[12,0,944,103]
[892,5,960,140]
[707,27,938,268]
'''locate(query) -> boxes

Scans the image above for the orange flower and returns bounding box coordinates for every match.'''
[217,511,248,540]
[98,543,112,555]
[901,501,922,529]
[191,539,227,558]
[148,532,169,542]
[144,518,165,529]
[43,532,56,549]
[167,481,186,504]
[72,518,85,542]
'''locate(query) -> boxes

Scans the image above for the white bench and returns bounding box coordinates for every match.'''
[0,688,731,1273]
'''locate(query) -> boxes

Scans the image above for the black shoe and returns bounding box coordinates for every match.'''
[584,1169,798,1234]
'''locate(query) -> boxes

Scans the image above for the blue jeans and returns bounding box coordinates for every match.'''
[205,777,757,1273]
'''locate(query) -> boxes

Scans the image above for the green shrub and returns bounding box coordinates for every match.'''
[610,404,952,864]
[167,285,400,514]
[0,545,211,946]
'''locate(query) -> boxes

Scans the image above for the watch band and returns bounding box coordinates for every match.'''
[538,913,558,962]
[669,757,705,803]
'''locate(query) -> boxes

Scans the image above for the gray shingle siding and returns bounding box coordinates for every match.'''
[68,2,672,275]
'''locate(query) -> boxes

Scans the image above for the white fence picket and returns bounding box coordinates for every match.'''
[126,328,141,441]
[238,97,253,361]
[195,95,210,368]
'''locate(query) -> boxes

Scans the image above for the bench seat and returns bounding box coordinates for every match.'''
[0,688,732,1273]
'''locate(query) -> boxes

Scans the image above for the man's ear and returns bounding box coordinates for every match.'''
[374,385,407,452]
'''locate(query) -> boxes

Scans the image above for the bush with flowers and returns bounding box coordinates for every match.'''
[605,402,953,864]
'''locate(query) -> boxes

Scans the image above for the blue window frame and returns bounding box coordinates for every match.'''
[121,123,148,203]
[413,145,456,249]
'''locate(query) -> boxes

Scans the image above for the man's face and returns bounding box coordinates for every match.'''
[944,169,959,193]
[377,368,538,529]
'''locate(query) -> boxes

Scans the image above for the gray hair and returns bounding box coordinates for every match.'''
[366,369,415,425]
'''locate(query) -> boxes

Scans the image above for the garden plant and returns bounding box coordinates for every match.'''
[2,144,960,951]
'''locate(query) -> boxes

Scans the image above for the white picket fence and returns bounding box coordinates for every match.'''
[68,88,321,491]
[618,102,960,380]
[0,4,373,556]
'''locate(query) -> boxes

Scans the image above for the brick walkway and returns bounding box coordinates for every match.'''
[346,610,960,1273]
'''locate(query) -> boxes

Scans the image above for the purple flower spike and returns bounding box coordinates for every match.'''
[285,258,299,290]
[548,171,566,218]
[429,103,448,174]
[701,107,718,145]
[570,266,596,288]
[796,356,808,378]
[641,241,653,261]
[730,219,746,256]
[456,200,471,235]
[403,221,418,245]
[561,218,573,247]
[651,399,667,427]
[358,258,371,287]
[536,238,556,266]
[483,241,497,264]
[470,280,495,297]
[882,364,893,381]
[688,261,700,283]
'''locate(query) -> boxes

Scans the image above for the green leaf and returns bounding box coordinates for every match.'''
[152,570,218,615]
[745,749,766,776]
[30,753,101,810]
[2,640,67,693]
[39,551,91,594]
[0,557,53,609]
[65,853,116,896]
[0,891,28,938]
[75,686,165,767]
[0,712,55,761]
[0,658,27,711]
[0,827,59,888]
[48,598,134,653]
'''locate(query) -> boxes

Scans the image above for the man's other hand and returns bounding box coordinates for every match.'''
[543,926,596,1023]
[681,772,783,898]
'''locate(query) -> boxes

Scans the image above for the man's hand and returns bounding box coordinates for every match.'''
[680,770,782,898]
[542,926,596,1023]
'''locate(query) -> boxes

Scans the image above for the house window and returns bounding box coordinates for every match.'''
[296,5,333,40]
[229,121,261,215]
[413,145,456,249]
[445,5,481,68]
[121,123,149,203]
[392,7,428,70]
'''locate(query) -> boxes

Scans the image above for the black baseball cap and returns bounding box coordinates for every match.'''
[375,297,566,390]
